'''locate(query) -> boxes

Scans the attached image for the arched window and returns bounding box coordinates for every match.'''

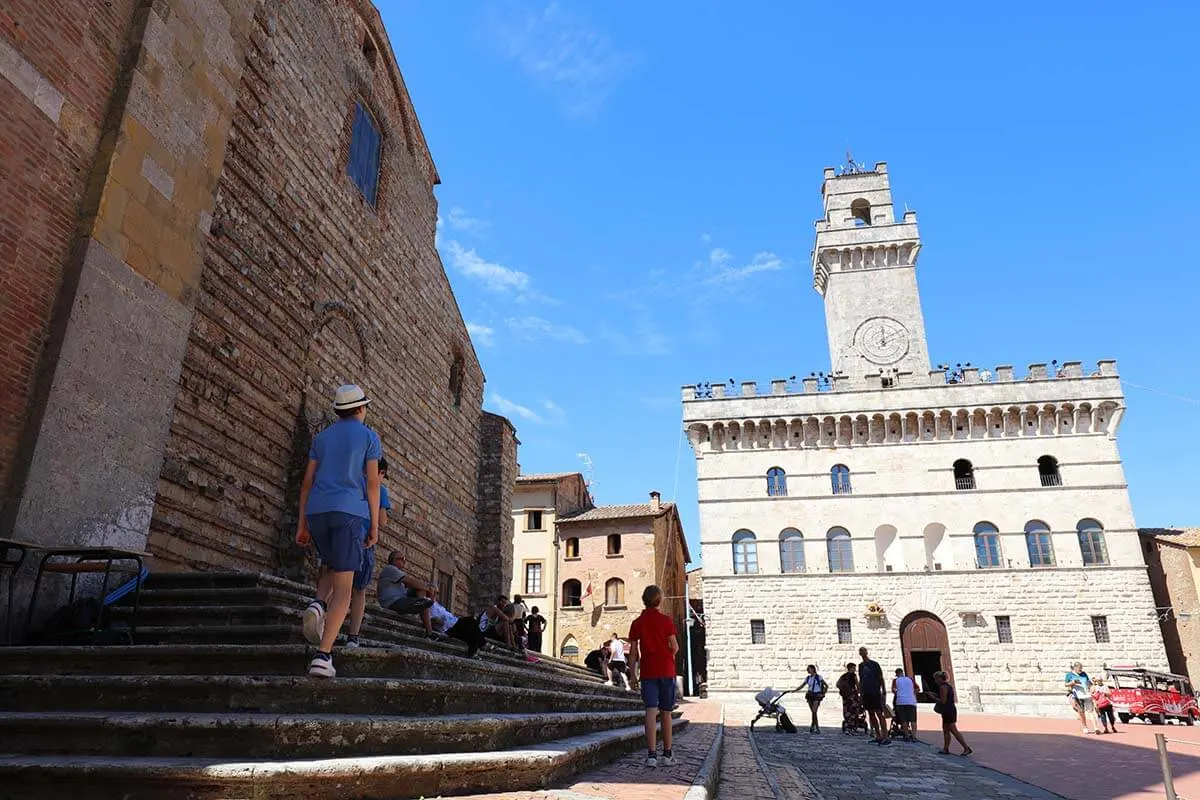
[1077,519,1109,566]
[732,530,759,575]
[605,578,625,606]
[767,467,788,497]
[564,537,580,559]
[850,198,871,226]
[561,579,582,607]
[973,521,1002,568]
[1025,520,1056,567]
[831,464,852,495]
[607,534,622,556]
[953,459,976,491]
[1038,456,1062,487]
[779,528,805,573]
[827,527,854,573]
[560,635,579,659]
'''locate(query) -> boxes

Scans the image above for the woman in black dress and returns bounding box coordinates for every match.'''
[933,670,972,755]
[836,662,866,734]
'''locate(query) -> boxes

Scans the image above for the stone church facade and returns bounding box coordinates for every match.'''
[1,0,514,618]
[682,162,1167,714]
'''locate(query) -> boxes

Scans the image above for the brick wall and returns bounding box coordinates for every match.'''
[1143,538,1200,679]
[471,412,517,613]
[0,0,140,510]
[146,0,486,594]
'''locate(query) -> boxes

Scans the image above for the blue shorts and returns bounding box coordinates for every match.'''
[640,677,676,712]
[307,511,367,573]
[353,545,375,590]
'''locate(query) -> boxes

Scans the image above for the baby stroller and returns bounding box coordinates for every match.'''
[752,687,799,733]
[841,693,869,735]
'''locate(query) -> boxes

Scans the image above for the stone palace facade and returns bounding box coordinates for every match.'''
[682,162,1168,715]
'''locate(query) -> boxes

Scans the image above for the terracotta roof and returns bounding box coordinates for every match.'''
[1141,528,1200,548]
[557,502,675,524]
[516,472,581,483]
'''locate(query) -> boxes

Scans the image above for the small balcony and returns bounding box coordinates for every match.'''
[955,477,976,491]
[1039,473,1062,487]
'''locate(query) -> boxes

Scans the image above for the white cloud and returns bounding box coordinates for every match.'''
[488,393,544,424]
[506,315,588,344]
[487,393,566,426]
[602,317,671,357]
[488,2,634,119]
[466,322,495,347]
[703,250,785,285]
[447,206,490,235]
[700,233,712,243]
[444,240,531,294]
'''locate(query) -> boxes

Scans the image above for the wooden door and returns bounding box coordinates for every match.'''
[900,611,954,688]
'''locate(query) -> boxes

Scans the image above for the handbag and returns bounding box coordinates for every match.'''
[933,701,945,714]
[883,704,893,719]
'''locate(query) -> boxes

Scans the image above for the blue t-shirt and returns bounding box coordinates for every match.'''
[306,419,382,520]
[380,484,392,511]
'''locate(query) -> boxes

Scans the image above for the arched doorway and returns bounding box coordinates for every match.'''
[900,611,953,702]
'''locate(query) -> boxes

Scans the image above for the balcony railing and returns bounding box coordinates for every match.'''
[1040,473,1063,487]
[832,484,853,495]
[955,477,976,490]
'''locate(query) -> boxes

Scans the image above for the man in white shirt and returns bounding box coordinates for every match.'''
[608,634,631,690]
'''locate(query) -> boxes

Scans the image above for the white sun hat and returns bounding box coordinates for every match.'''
[332,384,370,411]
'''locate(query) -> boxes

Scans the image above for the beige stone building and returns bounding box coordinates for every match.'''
[509,473,594,650]
[1141,528,1200,680]
[554,493,691,667]
[682,160,1168,715]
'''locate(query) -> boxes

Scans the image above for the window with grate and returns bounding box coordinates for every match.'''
[524,562,543,595]
[1092,615,1110,643]
[831,464,852,495]
[996,615,1013,644]
[1038,455,1062,487]
[837,618,852,644]
[347,102,381,206]
[750,619,766,644]
[953,459,976,490]
[767,467,788,497]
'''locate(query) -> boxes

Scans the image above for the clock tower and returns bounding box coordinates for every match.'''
[812,160,931,386]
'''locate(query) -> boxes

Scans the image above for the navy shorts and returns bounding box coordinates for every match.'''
[353,545,375,590]
[307,511,367,573]
[641,677,676,711]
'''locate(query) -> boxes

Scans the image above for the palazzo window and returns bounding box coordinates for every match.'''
[831,464,852,495]
[827,527,854,573]
[779,528,805,573]
[1025,520,1056,567]
[561,579,582,608]
[733,530,759,575]
[953,459,976,490]
[564,537,579,559]
[347,102,382,206]
[973,521,1002,568]
[1038,455,1062,487]
[1077,519,1109,566]
[605,578,625,607]
[767,467,788,497]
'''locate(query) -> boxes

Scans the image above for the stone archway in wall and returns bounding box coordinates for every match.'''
[277,304,369,579]
[900,611,954,702]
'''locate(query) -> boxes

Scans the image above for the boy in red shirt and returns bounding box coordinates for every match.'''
[628,584,679,768]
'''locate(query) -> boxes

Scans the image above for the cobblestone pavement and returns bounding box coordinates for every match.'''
[452,699,723,800]
[718,705,787,800]
[752,725,1063,800]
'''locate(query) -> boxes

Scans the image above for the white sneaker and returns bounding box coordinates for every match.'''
[307,654,336,678]
[644,755,658,768]
[302,601,325,646]
[660,753,676,767]
[345,638,360,648]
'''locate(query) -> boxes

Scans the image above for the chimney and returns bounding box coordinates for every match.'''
[649,491,661,513]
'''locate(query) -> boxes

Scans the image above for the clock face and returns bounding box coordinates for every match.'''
[855,317,909,364]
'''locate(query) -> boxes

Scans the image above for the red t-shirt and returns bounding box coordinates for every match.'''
[629,608,678,680]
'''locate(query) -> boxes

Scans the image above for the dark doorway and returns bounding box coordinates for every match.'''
[900,610,954,703]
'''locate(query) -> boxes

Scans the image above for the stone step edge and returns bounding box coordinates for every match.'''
[0,643,625,695]
[0,709,668,726]
[138,574,595,677]
[683,705,726,800]
[0,718,689,781]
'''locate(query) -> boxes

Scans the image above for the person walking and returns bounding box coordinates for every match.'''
[837,662,865,735]
[933,670,972,755]
[858,647,890,745]
[608,633,631,690]
[628,584,680,768]
[892,668,919,741]
[1092,676,1118,734]
[802,664,827,733]
[1066,661,1101,735]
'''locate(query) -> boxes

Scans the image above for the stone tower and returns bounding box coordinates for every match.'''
[812,161,931,386]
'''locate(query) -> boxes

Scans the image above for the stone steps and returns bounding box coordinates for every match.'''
[0,674,640,716]
[0,719,686,800]
[0,644,631,699]
[0,709,660,758]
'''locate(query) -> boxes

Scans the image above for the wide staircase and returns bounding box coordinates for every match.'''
[0,572,684,799]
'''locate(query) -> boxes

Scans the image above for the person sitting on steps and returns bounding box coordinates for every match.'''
[376,550,435,636]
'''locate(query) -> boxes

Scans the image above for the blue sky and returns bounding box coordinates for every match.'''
[380,2,1200,564]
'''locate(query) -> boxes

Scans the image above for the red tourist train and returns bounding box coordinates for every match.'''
[1106,666,1198,725]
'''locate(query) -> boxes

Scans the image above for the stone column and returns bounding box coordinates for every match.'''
[8,0,259,556]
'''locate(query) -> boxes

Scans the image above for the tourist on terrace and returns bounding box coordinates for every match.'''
[295,384,382,679]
